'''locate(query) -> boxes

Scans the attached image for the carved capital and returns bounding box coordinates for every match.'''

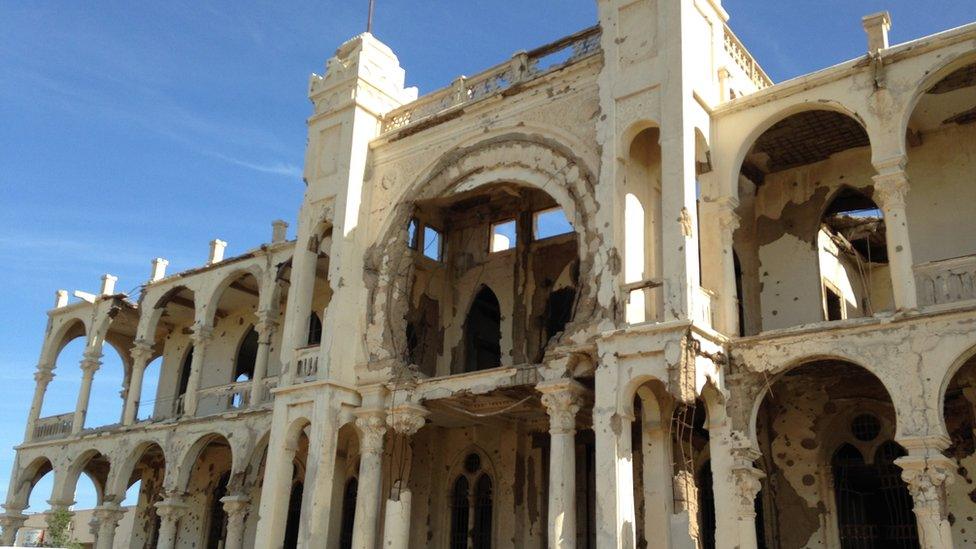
[34,368,54,385]
[895,455,954,516]
[190,325,214,346]
[92,503,126,528]
[130,339,155,366]
[80,350,102,374]
[355,410,388,455]
[538,380,589,435]
[154,496,189,521]
[729,436,765,515]
[219,494,251,519]
[872,162,910,212]
[387,403,428,436]
[254,310,279,342]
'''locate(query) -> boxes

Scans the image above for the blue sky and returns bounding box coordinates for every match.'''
[0,0,972,512]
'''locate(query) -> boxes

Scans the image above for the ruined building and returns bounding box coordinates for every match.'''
[3,2,976,548]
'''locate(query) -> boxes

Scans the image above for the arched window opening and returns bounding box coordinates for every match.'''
[176,346,193,415]
[307,313,322,346]
[138,356,163,420]
[472,474,493,549]
[283,480,304,549]
[40,335,86,417]
[205,472,230,549]
[339,477,358,549]
[450,453,493,549]
[832,441,917,548]
[462,287,502,373]
[819,188,888,321]
[406,295,440,377]
[235,327,259,382]
[450,476,471,549]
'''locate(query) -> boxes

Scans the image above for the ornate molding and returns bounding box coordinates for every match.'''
[130,339,154,365]
[355,410,388,455]
[387,403,428,436]
[219,494,251,518]
[537,379,589,435]
[895,454,954,515]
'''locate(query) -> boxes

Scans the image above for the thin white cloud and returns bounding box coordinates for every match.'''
[206,152,303,178]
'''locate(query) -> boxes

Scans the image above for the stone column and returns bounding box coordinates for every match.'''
[279,212,320,387]
[220,494,251,549]
[593,359,637,549]
[182,325,213,416]
[25,366,53,440]
[729,442,764,549]
[72,349,102,433]
[895,449,954,549]
[873,158,918,310]
[382,403,428,549]
[253,405,302,547]
[123,340,154,425]
[715,198,741,335]
[250,312,277,405]
[351,409,387,549]
[0,509,27,545]
[154,496,188,549]
[539,379,588,548]
[92,502,126,549]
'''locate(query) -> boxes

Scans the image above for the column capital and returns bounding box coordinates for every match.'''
[34,368,54,385]
[538,379,590,435]
[219,494,251,517]
[387,403,429,436]
[254,311,279,341]
[190,324,214,345]
[130,339,155,363]
[895,454,955,513]
[154,496,189,519]
[355,409,388,455]
[81,349,102,373]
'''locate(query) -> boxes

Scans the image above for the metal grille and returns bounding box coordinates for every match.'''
[472,474,493,549]
[450,476,471,549]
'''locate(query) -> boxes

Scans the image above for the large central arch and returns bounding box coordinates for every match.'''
[364,135,605,364]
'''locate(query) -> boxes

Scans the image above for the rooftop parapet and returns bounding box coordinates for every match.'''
[380,25,602,135]
[722,23,773,90]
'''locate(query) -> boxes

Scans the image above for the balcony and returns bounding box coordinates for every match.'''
[32,413,73,442]
[294,345,320,383]
[915,254,976,307]
[380,25,601,135]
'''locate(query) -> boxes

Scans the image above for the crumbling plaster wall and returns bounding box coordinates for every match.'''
[361,58,607,368]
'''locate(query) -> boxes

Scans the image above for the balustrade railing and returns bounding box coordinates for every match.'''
[915,255,976,307]
[381,25,601,133]
[294,345,320,382]
[32,413,73,441]
[723,25,772,90]
[198,381,252,413]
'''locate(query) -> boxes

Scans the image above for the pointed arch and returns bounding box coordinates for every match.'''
[460,286,502,374]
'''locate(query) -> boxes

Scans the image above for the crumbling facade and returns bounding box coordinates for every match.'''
[4,2,976,548]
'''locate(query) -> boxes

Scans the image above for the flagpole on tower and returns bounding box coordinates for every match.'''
[366,0,376,34]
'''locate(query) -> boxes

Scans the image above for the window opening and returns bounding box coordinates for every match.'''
[490,219,517,252]
[423,226,443,261]
[462,287,502,372]
[825,285,844,321]
[698,461,716,549]
[235,327,259,381]
[407,218,420,250]
[451,453,493,549]
[832,442,918,548]
[205,472,230,549]
[307,313,323,346]
[850,414,881,442]
[534,207,573,240]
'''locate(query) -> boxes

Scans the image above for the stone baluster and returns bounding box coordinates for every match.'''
[220,494,251,549]
[351,409,387,549]
[539,379,588,548]
[182,325,213,416]
[250,311,278,405]
[123,340,154,425]
[873,157,918,310]
[72,349,103,433]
